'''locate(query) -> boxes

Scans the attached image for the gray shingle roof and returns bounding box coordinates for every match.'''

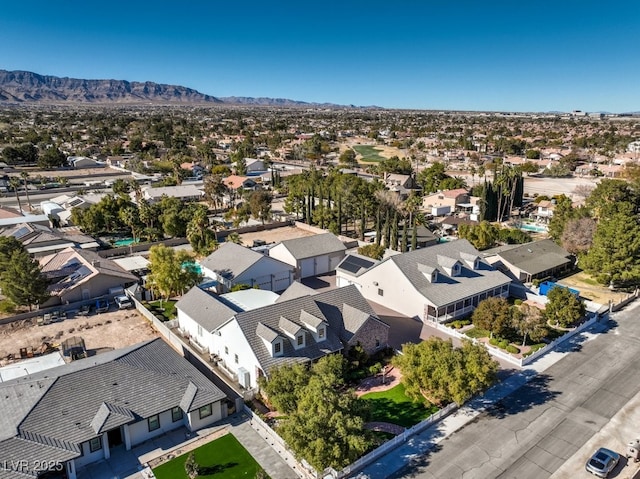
[279,316,302,337]
[200,242,265,280]
[0,339,225,475]
[176,286,238,331]
[275,281,315,302]
[384,239,512,307]
[276,233,346,260]
[233,285,387,375]
[497,239,572,276]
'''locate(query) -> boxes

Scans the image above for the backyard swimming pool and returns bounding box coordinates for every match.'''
[518,223,548,233]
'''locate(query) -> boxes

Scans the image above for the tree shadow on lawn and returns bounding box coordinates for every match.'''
[364,397,437,428]
[484,373,559,419]
[197,462,239,476]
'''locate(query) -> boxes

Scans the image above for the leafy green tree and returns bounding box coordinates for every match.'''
[521,161,539,175]
[585,179,637,220]
[112,178,131,197]
[338,148,358,168]
[248,190,273,225]
[258,362,310,414]
[525,149,541,159]
[544,287,585,327]
[581,212,640,286]
[147,245,202,305]
[277,355,371,471]
[417,162,448,194]
[393,337,498,406]
[471,296,513,338]
[38,147,67,169]
[458,221,499,250]
[0,249,49,310]
[187,206,218,256]
[357,243,385,260]
[0,237,23,270]
[511,303,547,347]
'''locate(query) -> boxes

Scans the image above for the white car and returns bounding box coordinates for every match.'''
[114,295,133,310]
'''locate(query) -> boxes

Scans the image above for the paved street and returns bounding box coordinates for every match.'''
[360,301,640,479]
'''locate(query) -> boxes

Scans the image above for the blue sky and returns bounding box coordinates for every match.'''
[1,1,638,112]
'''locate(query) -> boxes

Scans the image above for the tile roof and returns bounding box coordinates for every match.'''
[233,285,386,375]
[0,339,225,475]
[275,232,346,260]
[382,239,512,307]
[175,286,238,331]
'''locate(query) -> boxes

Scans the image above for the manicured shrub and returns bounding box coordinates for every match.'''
[506,345,519,354]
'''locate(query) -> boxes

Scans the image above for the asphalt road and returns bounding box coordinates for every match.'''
[389,304,640,479]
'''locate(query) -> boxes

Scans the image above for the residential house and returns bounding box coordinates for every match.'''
[0,339,227,479]
[176,284,389,389]
[40,247,138,306]
[335,239,512,322]
[422,188,470,215]
[134,184,203,204]
[0,223,99,257]
[491,239,574,283]
[384,173,418,199]
[268,232,347,279]
[245,158,266,173]
[67,156,103,169]
[200,242,294,293]
[534,200,555,222]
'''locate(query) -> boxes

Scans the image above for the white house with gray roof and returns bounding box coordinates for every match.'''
[268,232,347,279]
[200,242,294,293]
[176,284,389,389]
[336,239,512,323]
[0,339,226,479]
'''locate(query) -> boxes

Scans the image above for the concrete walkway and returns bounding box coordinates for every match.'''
[354,320,610,479]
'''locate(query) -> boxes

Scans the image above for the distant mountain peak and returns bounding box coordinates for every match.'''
[0,69,354,107]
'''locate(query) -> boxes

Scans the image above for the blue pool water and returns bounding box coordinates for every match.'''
[519,223,548,233]
[113,238,139,247]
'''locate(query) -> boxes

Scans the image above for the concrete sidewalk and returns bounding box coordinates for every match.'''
[355,321,608,479]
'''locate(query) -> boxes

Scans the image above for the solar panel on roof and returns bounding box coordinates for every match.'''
[340,255,375,274]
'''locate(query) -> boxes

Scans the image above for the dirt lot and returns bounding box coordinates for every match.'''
[557,271,627,306]
[238,225,316,247]
[0,309,159,367]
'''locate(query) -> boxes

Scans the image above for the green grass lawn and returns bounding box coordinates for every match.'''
[352,144,386,162]
[465,327,490,339]
[153,434,267,479]
[147,300,177,320]
[360,383,438,428]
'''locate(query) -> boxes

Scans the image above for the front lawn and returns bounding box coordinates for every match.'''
[360,383,438,428]
[153,434,267,479]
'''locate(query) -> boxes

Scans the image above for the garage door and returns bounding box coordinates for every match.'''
[300,258,315,278]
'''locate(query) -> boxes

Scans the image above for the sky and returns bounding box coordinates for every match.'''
[1,1,638,113]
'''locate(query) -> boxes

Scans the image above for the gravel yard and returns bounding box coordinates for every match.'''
[238,225,316,247]
[0,308,159,367]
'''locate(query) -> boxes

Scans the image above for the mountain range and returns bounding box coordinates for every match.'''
[0,69,345,107]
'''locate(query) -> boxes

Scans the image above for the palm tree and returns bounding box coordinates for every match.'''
[20,171,32,210]
[8,177,22,212]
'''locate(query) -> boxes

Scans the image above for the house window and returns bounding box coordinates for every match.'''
[318,327,325,339]
[197,325,203,337]
[224,346,228,355]
[234,354,239,364]
[89,436,102,453]
[199,404,212,419]
[148,414,160,432]
[378,288,384,296]
[297,335,304,346]
[274,342,281,354]
[375,338,380,348]
[171,406,183,423]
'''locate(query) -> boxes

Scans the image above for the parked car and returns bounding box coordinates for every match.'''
[114,294,133,310]
[94,298,109,314]
[586,448,620,478]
